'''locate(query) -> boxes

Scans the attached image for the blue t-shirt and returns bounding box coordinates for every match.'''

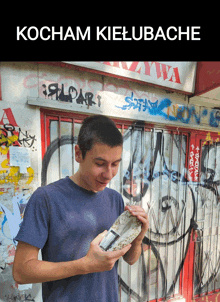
[15,176,124,302]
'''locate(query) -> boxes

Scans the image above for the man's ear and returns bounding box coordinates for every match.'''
[75,145,83,163]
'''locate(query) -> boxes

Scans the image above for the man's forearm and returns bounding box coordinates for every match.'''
[13,257,89,284]
[123,205,149,265]
[13,231,132,285]
[123,238,143,265]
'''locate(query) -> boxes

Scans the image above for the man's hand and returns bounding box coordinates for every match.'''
[122,205,149,265]
[124,205,149,242]
[83,231,131,273]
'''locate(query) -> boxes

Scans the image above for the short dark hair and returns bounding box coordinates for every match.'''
[77,115,123,159]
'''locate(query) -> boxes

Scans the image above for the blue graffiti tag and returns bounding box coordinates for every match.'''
[116,92,171,117]
[116,92,211,125]
[210,110,220,128]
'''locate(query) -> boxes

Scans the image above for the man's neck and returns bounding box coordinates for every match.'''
[69,173,98,193]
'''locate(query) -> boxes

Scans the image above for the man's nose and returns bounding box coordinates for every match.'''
[102,166,113,180]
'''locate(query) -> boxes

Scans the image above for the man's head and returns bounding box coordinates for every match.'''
[77,115,123,159]
[73,115,123,192]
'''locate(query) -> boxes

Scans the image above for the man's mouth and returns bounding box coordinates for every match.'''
[96,180,108,186]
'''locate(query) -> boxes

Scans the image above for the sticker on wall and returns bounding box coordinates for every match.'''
[9,146,31,174]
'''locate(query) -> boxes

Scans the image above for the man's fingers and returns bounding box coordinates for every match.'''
[121,243,132,255]
[125,205,144,211]
[125,206,148,220]
[92,230,108,245]
[108,244,132,258]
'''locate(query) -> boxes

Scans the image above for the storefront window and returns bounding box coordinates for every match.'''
[41,109,220,301]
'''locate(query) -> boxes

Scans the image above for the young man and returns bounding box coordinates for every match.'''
[13,115,148,302]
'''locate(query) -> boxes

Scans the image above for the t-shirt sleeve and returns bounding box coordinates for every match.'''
[15,187,50,249]
[118,194,125,216]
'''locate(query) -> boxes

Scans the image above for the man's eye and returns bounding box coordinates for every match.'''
[96,162,104,167]
[112,162,120,167]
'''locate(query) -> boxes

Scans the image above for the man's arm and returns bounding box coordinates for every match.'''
[13,231,131,284]
[123,205,149,265]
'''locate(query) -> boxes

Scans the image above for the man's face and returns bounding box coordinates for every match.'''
[75,142,122,192]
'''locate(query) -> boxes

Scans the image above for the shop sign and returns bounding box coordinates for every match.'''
[63,61,197,94]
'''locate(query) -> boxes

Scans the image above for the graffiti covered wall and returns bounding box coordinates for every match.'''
[1,62,220,302]
[0,63,41,301]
